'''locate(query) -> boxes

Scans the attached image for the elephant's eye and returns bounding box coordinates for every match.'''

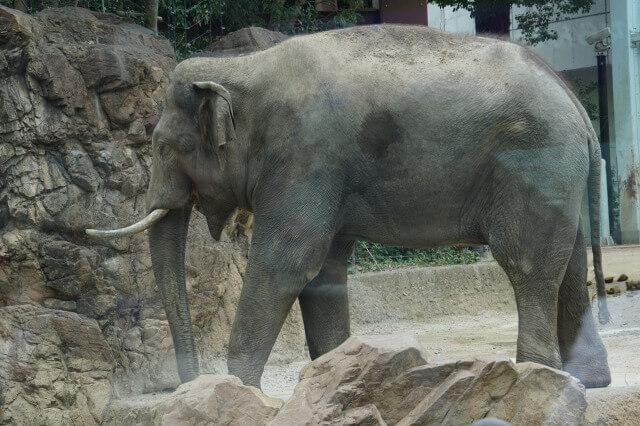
[157,141,172,157]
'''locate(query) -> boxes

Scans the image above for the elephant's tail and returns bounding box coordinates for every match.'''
[587,137,611,324]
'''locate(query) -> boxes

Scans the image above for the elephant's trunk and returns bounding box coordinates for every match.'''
[149,204,199,383]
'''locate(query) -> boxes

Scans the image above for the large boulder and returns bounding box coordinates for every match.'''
[0,6,305,424]
[272,336,588,425]
[106,375,283,426]
[202,26,288,57]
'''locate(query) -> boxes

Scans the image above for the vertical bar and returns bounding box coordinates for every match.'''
[601,159,615,244]
[597,53,618,241]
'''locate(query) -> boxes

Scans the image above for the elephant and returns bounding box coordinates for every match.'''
[87,24,612,389]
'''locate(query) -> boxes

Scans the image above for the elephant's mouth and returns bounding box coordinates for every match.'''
[86,208,170,238]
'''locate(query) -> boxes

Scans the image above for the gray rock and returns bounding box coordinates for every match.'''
[198,26,289,57]
[43,298,77,311]
[64,149,101,192]
[106,374,283,425]
[0,304,114,425]
[272,336,587,425]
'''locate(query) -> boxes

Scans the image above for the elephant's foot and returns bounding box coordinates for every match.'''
[516,347,563,372]
[559,330,611,388]
[228,353,263,389]
[563,359,611,388]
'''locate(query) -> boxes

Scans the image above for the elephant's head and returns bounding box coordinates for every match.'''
[86,78,240,383]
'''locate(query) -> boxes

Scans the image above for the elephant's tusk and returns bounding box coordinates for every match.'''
[86,209,169,238]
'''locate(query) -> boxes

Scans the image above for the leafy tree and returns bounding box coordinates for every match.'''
[431,0,595,44]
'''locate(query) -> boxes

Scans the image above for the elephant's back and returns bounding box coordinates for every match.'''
[271,24,495,65]
[259,24,518,79]
[249,25,563,118]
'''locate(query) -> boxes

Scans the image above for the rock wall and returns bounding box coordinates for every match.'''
[0,7,304,424]
[200,26,289,57]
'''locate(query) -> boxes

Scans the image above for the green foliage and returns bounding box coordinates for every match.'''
[572,78,598,121]
[351,242,479,274]
[171,32,213,61]
[431,0,594,45]
[516,0,594,45]
[163,1,362,60]
[269,2,362,35]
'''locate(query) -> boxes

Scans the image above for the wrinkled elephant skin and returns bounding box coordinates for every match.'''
[109,25,612,389]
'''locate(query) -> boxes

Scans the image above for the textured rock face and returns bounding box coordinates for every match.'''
[0,6,303,424]
[272,336,588,425]
[0,305,114,425]
[106,375,283,426]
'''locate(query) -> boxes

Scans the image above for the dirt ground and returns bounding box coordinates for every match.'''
[262,246,640,402]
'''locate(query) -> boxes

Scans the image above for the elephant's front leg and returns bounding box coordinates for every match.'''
[298,238,354,359]
[227,216,336,388]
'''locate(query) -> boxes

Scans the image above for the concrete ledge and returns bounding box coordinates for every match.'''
[348,261,515,326]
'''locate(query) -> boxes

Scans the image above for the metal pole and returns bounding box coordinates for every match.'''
[596,52,618,242]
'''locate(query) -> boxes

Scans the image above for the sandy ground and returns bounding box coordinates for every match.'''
[588,244,640,281]
[262,246,640,400]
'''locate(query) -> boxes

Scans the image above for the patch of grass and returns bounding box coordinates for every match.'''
[349,242,480,274]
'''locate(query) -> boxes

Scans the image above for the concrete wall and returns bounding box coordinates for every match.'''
[348,262,514,325]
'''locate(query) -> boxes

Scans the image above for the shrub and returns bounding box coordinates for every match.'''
[351,242,479,273]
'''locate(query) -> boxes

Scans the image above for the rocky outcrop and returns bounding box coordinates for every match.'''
[106,375,283,426]
[106,336,588,425]
[273,336,587,425]
[201,26,288,57]
[0,6,304,424]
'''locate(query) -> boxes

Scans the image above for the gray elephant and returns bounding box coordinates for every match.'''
[88,25,611,389]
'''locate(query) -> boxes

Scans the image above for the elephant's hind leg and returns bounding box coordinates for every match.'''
[558,220,611,388]
[298,238,354,359]
[488,208,579,371]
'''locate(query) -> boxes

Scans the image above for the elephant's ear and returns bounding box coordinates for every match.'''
[193,81,236,152]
